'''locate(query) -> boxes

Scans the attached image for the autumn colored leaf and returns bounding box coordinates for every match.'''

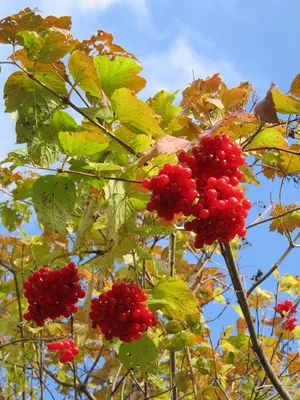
[220,88,248,110]
[68,50,102,97]
[269,203,300,234]
[278,144,300,174]
[272,88,300,114]
[290,73,300,97]
[246,126,288,150]
[77,29,138,60]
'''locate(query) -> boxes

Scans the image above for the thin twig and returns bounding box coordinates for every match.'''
[169,233,178,400]
[22,164,141,184]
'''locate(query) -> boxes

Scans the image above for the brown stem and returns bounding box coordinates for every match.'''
[219,242,293,400]
[169,233,178,400]
[22,165,141,184]
[185,346,199,400]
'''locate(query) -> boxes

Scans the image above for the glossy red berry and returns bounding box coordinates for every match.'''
[23,263,84,326]
[89,282,157,342]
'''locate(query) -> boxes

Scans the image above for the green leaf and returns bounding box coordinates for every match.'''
[119,335,158,375]
[111,88,164,136]
[73,196,100,251]
[1,204,23,231]
[4,71,67,114]
[114,127,154,153]
[86,162,122,172]
[228,333,250,349]
[147,90,181,127]
[17,110,78,167]
[163,332,196,352]
[68,50,102,98]
[94,55,146,97]
[58,131,109,156]
[80,105,114,122]
[195,357,213,375]
[130,192,150,209]
[165,321,182,334]
[137,246,169,274]
[32,174,76,232]
[272,88,300,114]
[17,30,74,64]
[104,181,135,240]
[247,126,288,150]
[152,277,199,321]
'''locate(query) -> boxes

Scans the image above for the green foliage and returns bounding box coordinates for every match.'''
[32,174,76,232]
[118,335,158,375]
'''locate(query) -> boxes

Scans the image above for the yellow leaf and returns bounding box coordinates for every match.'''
[247,126,288,150]
[290,73,300,98]
[269,203,300,234]
[220,88,248,109]
[68,50,102,97]
[111,88,164,136]
[272,88,300,114]
[279,144,300,174]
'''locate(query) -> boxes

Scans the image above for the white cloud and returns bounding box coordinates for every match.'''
[141,35,243,99]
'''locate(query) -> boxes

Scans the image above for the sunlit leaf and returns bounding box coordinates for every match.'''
[69,50,102,97]
[147,90,181,127]
[94,55,146,97]
[269,204,300,234]
[152,277,199,321]
[111,88,164,136]
[58,131,109,156]
[272,88,300,114]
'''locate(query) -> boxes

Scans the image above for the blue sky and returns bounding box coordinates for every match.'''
[1,0,300,339]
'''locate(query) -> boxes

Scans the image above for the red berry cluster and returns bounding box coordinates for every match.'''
[47,339,80,363]
[143,134,252,247]
[23,263,86,326]
[274,300,298,331]
[90,282,158,342]
[142,164,197,221]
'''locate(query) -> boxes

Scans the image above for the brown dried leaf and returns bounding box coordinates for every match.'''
[254,83,279,123]
[76,30,138,60]
[180,73,222,112]
[236,318,247,334]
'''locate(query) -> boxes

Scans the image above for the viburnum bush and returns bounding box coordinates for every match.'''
[2,7,300,400]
